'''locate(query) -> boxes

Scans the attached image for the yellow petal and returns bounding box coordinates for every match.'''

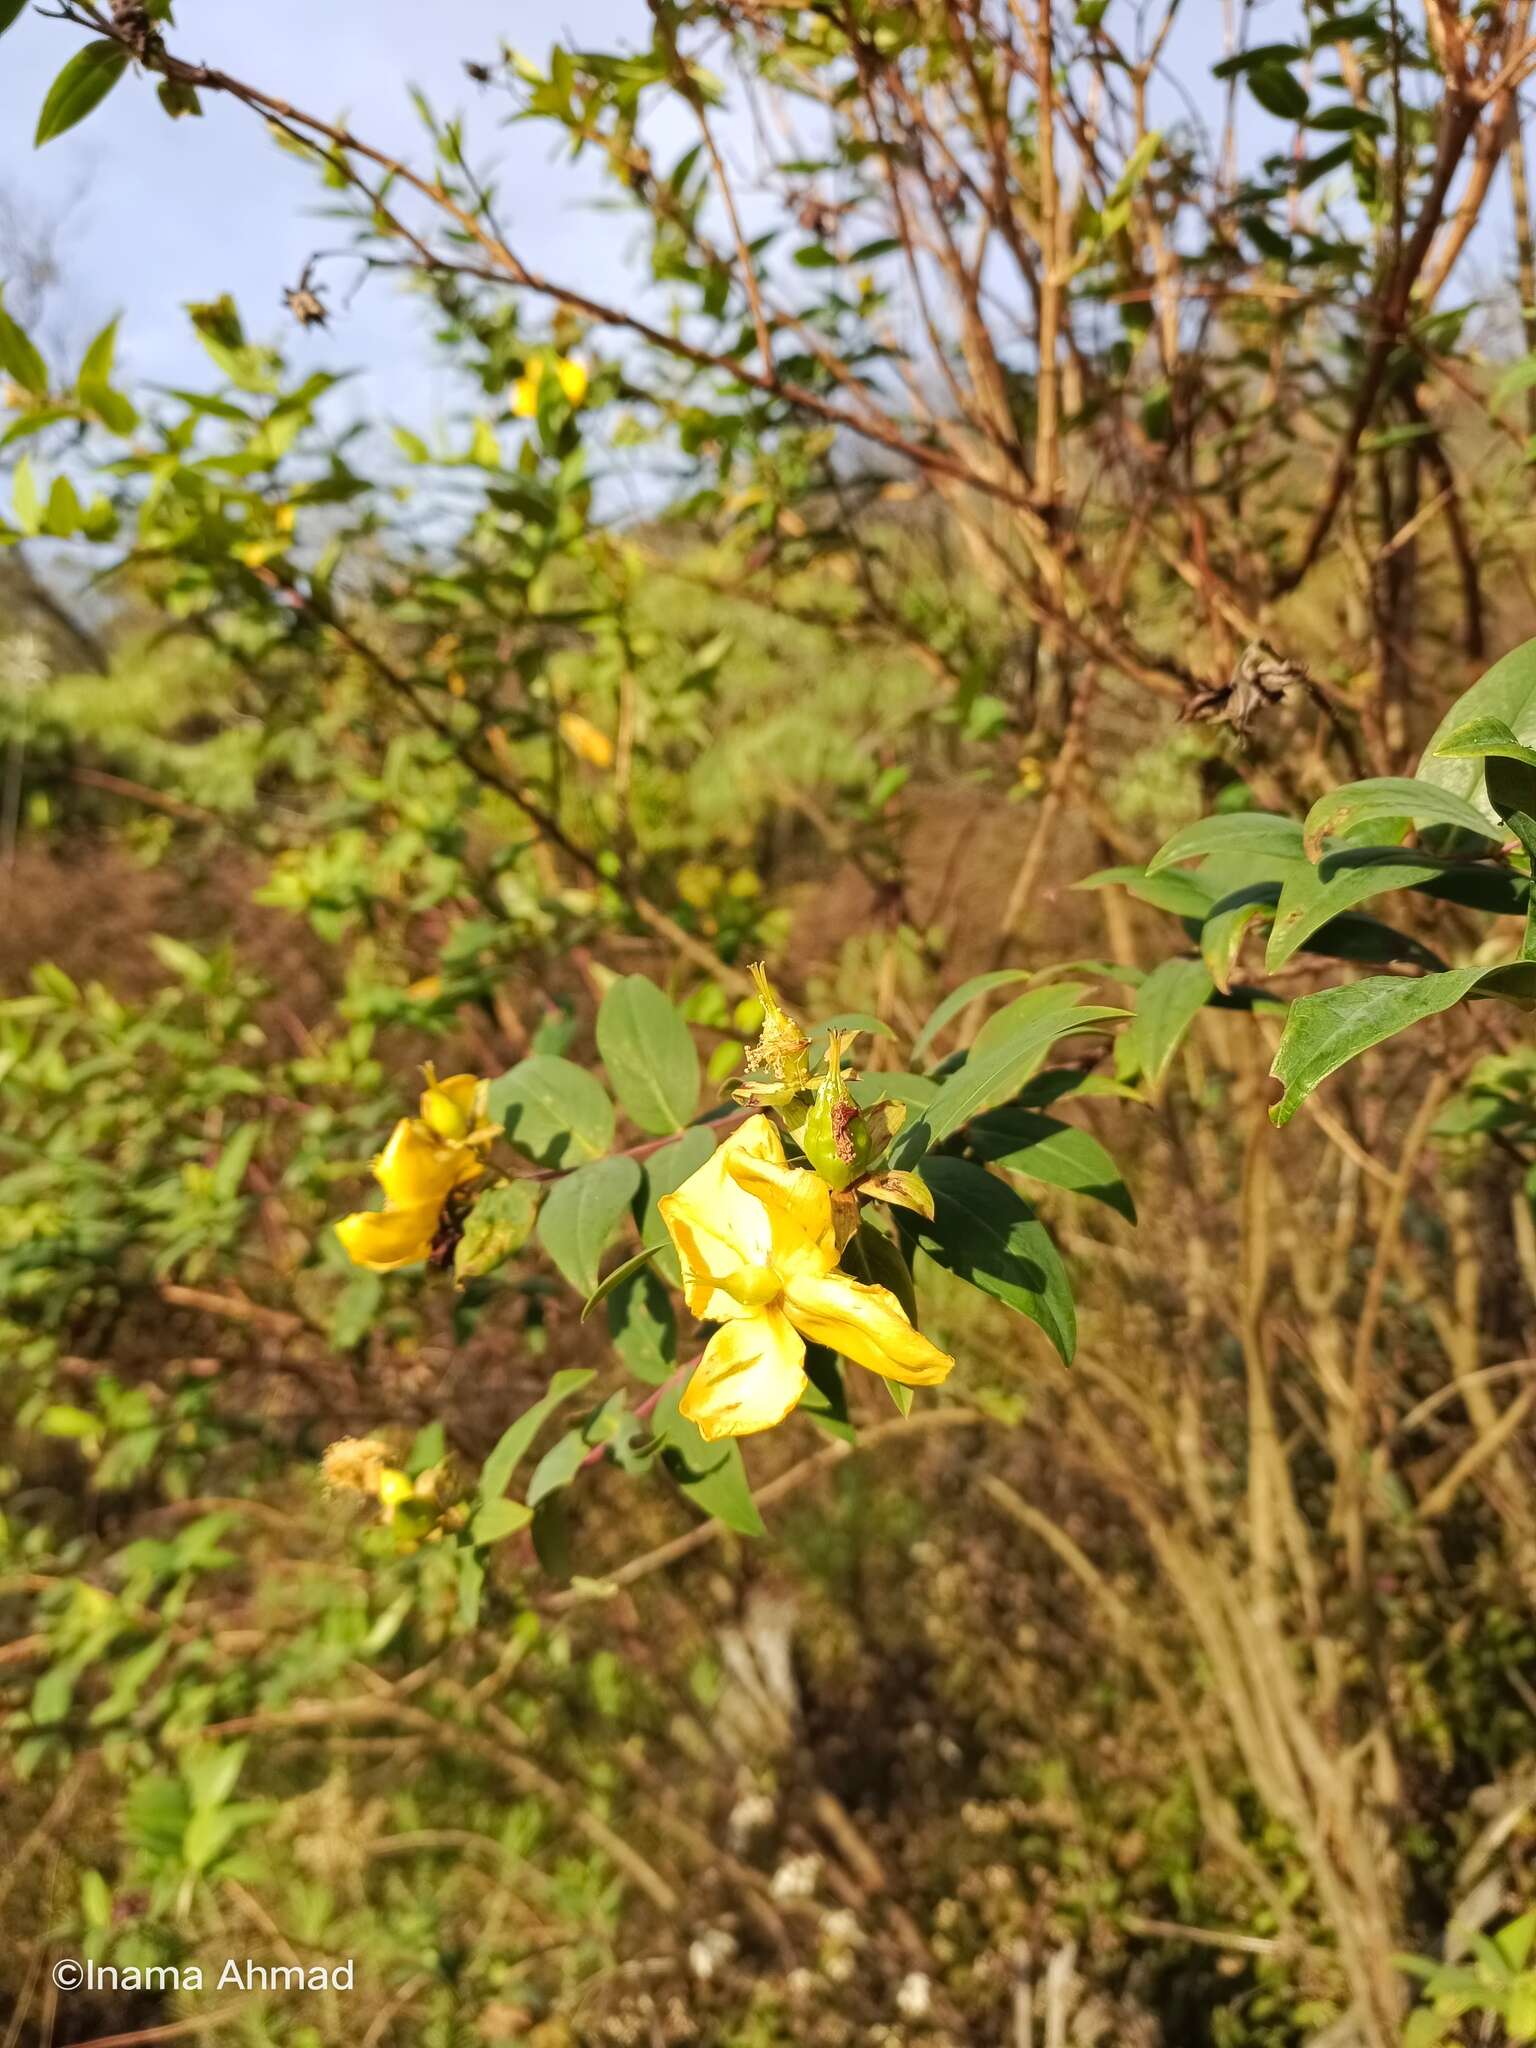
[679,1309,807,1441]
[659,1118,779,1321]
[555,356,588,404]
[783,1270,954,1387]
[724,1147,837,1281]
[335,1203,441,1271]
[510,366,540,416]
[419,1071,479,1141]
[373,1119,476,1208]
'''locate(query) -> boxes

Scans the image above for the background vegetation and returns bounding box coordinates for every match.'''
[6,1,1536,2042]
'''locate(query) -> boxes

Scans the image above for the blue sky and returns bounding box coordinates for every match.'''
[0,1,650,413]
[0,3,1516,425]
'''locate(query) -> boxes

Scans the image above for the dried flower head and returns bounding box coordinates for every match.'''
[321,1437,391,1496]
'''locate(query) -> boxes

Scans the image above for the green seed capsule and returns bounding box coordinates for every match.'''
[801,1029,871,1190]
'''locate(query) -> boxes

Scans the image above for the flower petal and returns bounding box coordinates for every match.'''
[659,1117,780,1320]
[373,1119,476,1208]
[336,1203,441,1272]
[783,1270,954,1387]
[679,1309,808,1441]
[724,1148,838,1281]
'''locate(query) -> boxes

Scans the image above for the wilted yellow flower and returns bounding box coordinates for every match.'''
[558,709,615,770]
[336,1071,489,1271]
[747,964,810,1086]
[321,1436,391,1495]
[511,354,589,416]
[660,1114,952,1440]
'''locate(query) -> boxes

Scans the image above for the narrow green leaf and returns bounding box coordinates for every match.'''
[895,1006,1125,1162]
[36,41,130,148]
[1418,636,1536,830]
[595,973,699,1134]
[1120,959,1213,1090]
[1268,965,1536,1126]
[0,1,30,39]
[0,296,47,397]
[912,969,1033,1061]
[1303,777,1494,855]
[966,1110,1135,1222]
[478,1368,596,1503]
[1147,811,1304,875]
[581,1242,664,1320]
[899,1157,1075,1363]
[1266,852,1450,970]
[1434,714,1536,770]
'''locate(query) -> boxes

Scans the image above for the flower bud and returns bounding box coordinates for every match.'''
[801,1030,871,1191]
[418,1066,478,1143]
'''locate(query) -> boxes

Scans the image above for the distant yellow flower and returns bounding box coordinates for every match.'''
[336,1071,488,1271]
[511,354,589,417]
[558,709,615,770]
[660,1114,953,1440]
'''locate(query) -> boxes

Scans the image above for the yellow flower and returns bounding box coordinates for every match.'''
[659,1114,953,1441]
[511,354,588,417]
[559,709,615,770]
[336,1072,488,1271]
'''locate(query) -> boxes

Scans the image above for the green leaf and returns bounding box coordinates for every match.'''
[537,1154,643,1298]
[1120,959,1213,1091]
[971,981,1091,1057]
[1435,714,1536,770]
[1303,777,1495,855]
[0,1,30,39]
[895,1005,1125,1162]
[635,1126,715,1286]
[12,456,40,534]
[1496,1913,1536,1974]
[1200,883,1279,991]
[595,974,700,1133]
[454,1182,541,1281]
[1246,62,1309,121]
[1266,852,1451,970]
[799,1347,857,1440]
[38,1403,100,1440]
[965,1110,1135,1221]
[406,1420,445,1475]
[1269,964,1536,1126]
[1147,812,1304,875]
[478,1368,596,1502]
[912,969,1033,1061]
[526,1421,594,1506]
[35,41,130,147]
[654,1383,765,1535]
[581,1242,664,1320]
[899,1158,1075,1363]
[1418,637,1536,829]
[606,1266,677,1384]
[488,1054,615,1167]
[1078,864,1217,918]
[841,1220,918,1323]
[0,296,47,397]
[1493,356,1536,412]
[469,1496,533,1545]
